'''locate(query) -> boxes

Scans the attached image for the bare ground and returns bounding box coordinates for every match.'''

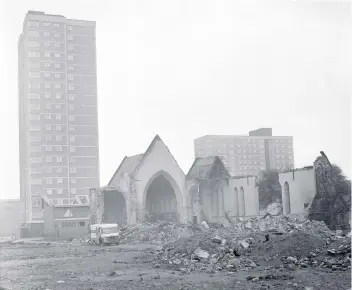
[0,242,350,290]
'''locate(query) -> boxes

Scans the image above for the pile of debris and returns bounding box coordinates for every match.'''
[277,236,351,271]
[318,237,351,270]
[152,232,259,273]
[151,216,350,273]
[118,222,200,245]
[152,230,332,273]
[116,215,332,245]
[227,214,332,237]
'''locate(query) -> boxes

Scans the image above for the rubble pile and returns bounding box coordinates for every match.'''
[318,238,351,270]
[152,230,330,273]
[118,222,200,245]
[153,232,258,273]
[252,232,326,267]
[277,237,351,271]
[119,215,332,245]
[228,215,332,237]
[151,215,350,273]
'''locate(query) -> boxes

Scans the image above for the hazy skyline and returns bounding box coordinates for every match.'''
[0,0,351,200]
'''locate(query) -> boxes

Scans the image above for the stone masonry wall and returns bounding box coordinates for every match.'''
[89,188,104,225]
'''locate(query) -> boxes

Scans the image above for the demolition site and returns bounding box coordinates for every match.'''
[1,135,351,290]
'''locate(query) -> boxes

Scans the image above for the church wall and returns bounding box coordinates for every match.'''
[185,179,200,223]
[190,179,230,224]
[278,168,316,215]
[228,177,260,217]
[134,139,186,223]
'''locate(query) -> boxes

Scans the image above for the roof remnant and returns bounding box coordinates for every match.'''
[186,156,230,180]
[108,154,143,186]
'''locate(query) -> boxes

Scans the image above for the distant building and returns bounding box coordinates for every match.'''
[0,200,22,238]
[194,128,294,176]
[18,11,100,234]
[42,197,90,239]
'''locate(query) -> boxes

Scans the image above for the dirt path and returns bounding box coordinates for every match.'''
[0,243,350,290]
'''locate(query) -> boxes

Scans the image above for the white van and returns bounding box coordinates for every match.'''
[90,223,120,245]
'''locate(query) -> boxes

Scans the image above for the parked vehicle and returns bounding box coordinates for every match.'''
[90,223,120,245]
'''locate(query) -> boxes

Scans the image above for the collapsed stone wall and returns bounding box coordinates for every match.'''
[309,155,350,230]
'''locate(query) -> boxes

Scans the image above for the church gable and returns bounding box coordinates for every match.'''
[133,135,185,180]
[208,157,231,179]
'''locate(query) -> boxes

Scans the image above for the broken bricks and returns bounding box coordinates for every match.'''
[151,214,351,274]
[193,248,210,260]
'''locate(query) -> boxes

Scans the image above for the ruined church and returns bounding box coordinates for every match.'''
[90,135,349,227]
[89,135,260,225]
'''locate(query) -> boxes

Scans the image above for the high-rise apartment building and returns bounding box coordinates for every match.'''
[194,128,294,177]
[18,11,100,225]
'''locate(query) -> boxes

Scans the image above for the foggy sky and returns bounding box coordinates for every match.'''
[0,0,351,199]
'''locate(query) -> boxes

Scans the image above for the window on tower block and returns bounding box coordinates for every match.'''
[28,21,39,27]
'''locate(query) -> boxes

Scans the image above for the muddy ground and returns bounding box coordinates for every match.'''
[0,242,350,290]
